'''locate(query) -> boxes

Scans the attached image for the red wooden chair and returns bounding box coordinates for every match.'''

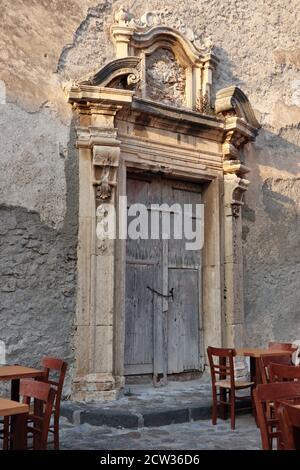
[269,363,300,383]
[277,401,300,450]
[253,382,300,450]
[41,357,67,450]
[207,346,254,430]
[260,354,292,384]
[3,380,56,450]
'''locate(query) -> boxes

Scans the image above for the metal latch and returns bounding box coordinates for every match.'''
[147,286,174,302]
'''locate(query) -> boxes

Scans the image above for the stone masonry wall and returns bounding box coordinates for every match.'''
[0,0,299,389]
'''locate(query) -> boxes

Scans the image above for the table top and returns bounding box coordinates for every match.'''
[0,397,29,417]
[0,365,44,381]
[236,348,292,358]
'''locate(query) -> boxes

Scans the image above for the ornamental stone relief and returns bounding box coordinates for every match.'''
[146,49,186,106]
[114,7,214,54]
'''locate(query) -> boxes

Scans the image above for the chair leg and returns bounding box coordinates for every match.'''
[230,390,235,430]
[3,416,9,450]
[212,386,218,425]
[53,415,59,450]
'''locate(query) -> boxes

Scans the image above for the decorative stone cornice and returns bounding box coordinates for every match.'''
[69,85,134,107]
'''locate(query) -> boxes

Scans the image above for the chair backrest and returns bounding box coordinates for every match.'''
[260,354,292,384]
[277,402,300,450]
[207,346,236,388]
[268,342,295,352]
[41,357,67,413]
[20,379,56,450]
[254,382,300,450]
[269,363,300,383]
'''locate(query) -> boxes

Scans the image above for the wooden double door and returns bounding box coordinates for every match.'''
[124,174,202,382]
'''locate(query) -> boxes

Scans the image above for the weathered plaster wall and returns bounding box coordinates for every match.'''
[0,0,299,385]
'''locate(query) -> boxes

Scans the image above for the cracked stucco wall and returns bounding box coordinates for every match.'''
[0,0,299,388]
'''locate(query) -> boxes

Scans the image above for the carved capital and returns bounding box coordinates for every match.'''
[93,145,120,167]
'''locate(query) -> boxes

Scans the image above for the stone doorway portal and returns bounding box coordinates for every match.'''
[68,7,260,401]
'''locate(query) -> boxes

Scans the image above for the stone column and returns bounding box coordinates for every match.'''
[73,104,122,401]
[223,173,249,349]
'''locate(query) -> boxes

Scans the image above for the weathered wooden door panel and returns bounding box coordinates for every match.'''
[165,182,201,374]
[167,269,200,373]
[124,264,154,374]
[125,176,161,375]
[125,175,202,378]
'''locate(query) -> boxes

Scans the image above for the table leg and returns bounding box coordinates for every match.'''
[249,357,256,383]
[9,379,21,448]
[11,412,28,450]
[11,379,20,401]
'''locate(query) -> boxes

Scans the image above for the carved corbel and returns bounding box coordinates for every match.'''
[222,128,247,161]
[224,174,249,218]
[93,145,120,202]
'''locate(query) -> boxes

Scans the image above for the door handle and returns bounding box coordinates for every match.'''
[147,286,174,302]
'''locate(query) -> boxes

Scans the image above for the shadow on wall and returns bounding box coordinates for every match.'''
[0,118,78,397]
[242,127,300,348]
[211,46,300,348]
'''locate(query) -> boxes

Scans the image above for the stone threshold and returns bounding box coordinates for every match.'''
[61,402,213,429]
[61,381,252,429]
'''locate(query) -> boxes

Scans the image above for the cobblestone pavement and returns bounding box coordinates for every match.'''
[60,415,261,450]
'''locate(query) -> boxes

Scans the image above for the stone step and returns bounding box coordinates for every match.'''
[61,399,251,429]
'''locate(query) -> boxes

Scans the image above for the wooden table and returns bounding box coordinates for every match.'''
[236,348,292,386]
[0,366,45,449]
[0,365,44,401]
[0,397,29,449]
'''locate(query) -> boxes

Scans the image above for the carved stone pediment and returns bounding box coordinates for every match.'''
[110,7,218,111]
[215,86,261,131]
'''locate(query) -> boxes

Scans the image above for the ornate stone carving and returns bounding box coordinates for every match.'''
[224,174,249,218]
[114,7,214,54]
[146,49,186,106]
[196,90,213,115]
[95,168,113,201]
[93,144,120,202]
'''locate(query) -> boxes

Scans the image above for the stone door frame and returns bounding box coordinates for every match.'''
[67,11,260,400]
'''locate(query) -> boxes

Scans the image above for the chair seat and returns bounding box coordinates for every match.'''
[215,379,254,389]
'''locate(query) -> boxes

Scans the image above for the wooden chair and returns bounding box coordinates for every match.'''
[277,401,300,450]
[253,382,300,450]
[269,363,300,383]
[268,342,295,352]
[207,346,254,430]
[260,354,292,384]
[3,380,56,450]
[41,357,67,450]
